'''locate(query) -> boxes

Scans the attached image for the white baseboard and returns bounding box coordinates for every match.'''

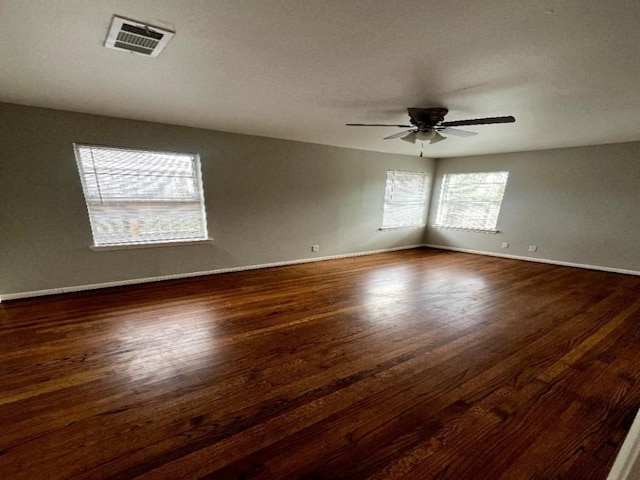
[424,244,640,277]
[5,244,639,302]
[607,409,640,480]
[0,244,424,302]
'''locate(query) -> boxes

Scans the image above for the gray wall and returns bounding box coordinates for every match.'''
[425,142,640,272]
[0,102,433,296]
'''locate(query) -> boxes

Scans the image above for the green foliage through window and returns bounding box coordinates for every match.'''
[435,171,509,231]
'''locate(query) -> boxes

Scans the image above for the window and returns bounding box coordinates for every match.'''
[74,145,209,247]
[381,170,428,229]
[434,171,509,232]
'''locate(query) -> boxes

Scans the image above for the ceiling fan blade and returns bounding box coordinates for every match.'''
[440,115,516,127]
[384,129,415,140]
[346,123,412,127]
[437,127,478,138]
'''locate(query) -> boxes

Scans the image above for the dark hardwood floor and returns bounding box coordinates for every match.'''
[1,248,639,479]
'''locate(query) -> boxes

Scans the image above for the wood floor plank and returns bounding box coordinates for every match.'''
[1,249,639,479]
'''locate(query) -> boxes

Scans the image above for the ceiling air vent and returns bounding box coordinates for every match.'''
[105,16,175,57]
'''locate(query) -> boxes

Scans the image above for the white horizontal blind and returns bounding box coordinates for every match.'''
[74,145,208,246]
[435,171,509,230]
[382,170,428,229]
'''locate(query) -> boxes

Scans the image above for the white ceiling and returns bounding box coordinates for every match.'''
[1,0,639,158]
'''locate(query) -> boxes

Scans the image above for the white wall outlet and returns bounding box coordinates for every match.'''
[311,245,320,252]
[501,242,509,249]
[528,245,537,252]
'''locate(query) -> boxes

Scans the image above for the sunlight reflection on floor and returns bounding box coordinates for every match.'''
[113,305,218,382]
[363,265,491,326]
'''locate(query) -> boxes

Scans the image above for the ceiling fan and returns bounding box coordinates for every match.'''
[346,107,515,144]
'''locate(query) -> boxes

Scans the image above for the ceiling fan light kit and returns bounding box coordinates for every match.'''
[400,132,416,144]
[347,108,516,150]
[417,130,446,144]
[400,129,447,145]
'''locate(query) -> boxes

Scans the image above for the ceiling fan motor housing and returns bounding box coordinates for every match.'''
[408,107,449,130]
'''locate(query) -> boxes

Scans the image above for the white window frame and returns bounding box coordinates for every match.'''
[433,171,509,233]
[74,143,212,250]
[380,170,429,230]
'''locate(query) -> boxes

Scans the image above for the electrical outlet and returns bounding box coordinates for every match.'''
[528,245,537,252]
[501,242,509,249]
[311,245,320,252]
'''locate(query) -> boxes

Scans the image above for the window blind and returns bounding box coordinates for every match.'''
[74,145,208,246]
[382,170,428,229]
[435,171,509,231]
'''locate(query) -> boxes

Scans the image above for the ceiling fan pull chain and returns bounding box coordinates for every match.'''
[420,143,424,157]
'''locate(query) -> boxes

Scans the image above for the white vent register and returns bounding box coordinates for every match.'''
[105,16,174,57]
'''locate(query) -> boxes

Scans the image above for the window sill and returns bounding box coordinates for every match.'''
[90,238,214,251]
[431,225,499,234]
[379,225,426,231]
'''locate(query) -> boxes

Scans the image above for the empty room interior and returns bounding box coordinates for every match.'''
[2,1,640,479]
